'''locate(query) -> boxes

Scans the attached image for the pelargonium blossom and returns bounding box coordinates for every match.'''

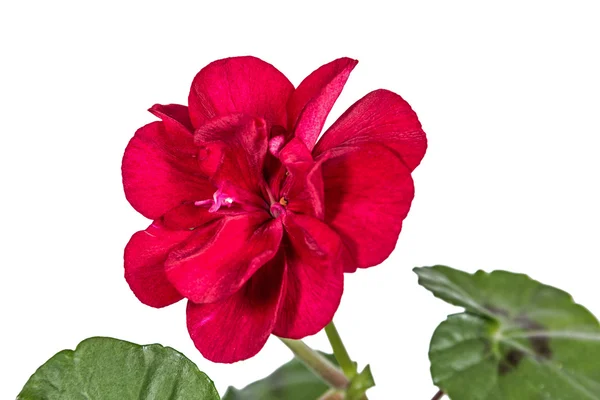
[122,56,426,363]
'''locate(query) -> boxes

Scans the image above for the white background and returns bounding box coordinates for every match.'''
[1,1,599,399]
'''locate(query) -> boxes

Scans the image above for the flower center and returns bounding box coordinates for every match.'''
[270,197,288,218]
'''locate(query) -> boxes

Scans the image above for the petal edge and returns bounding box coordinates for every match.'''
[314,89,427,172]
[289,58,358,150]
[124,222,190,308]
[188,56,294,128]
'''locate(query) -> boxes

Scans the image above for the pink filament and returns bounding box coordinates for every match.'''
[194,189,233,212]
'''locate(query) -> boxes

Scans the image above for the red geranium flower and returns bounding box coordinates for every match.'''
[122,57,426,363]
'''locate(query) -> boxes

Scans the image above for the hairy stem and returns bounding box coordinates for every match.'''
[324,321,358,378]
[279,337,349,389]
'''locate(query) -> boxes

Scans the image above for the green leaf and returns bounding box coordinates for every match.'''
[222,353,339,400]
[415,265,600,400]
[18,336,219,400]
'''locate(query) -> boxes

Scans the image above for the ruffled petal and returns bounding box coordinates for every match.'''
[278,138,324,219]
[186,251,286,363]
[124,222,191,308]
[122,121,214,220]
[273,213,343,338]
[188,56,294,128]
[288,58,358,150]
[194,114,268,199]
[314,89,427,172]
[319,143,414,272]
[165,212,283,303]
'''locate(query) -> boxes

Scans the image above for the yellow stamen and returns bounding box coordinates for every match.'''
[279,197,288,206]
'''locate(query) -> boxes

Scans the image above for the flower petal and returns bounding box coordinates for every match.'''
[194,114,270,211]
[186,251,286,363]
[160,202,221,231]
[194,114,268,193]
[319,143,415,272]
[148,103,194,133]
[314,89,427,172]
[122,121,214,220]
[188,56,294,128]
[124,222,190,308]
[288,58,358,150]
[278,138,324,219]
[165,212,283,303]
[273,213,343,339]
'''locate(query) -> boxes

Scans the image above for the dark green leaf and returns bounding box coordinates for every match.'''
[18,336,219,400]
[222,353,338,400]
[415,265,600,400]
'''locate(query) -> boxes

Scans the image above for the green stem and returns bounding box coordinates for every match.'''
[279,337,349,389]
[317,389,345,400]
[325,321,357,378]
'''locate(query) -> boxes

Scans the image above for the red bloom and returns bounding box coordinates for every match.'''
[122,57,426,363]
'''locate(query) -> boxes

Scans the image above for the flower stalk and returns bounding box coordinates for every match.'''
[279,338,349,389]
[324,321,357,378]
